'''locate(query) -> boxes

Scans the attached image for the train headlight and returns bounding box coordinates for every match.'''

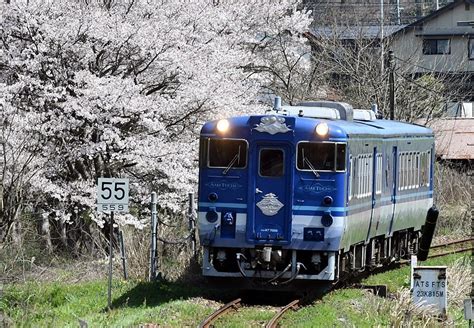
[216,119,230,133]
[315,122,329,137]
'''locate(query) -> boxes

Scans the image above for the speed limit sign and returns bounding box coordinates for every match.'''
[97,178,129,213]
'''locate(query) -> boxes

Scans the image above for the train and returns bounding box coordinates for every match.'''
[197,98,436,288]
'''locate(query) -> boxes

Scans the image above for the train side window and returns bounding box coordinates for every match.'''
[405,153,409,190]
[357,155,362,198]
[369,155,373,196]
[336,144,346,171]
[405,153,410,190]
[259,149,284,177]
[415,152,420,188]
[427,150,431,187]
[376,154,382,194]
[208,139,247,169]
[362,156,365,197]
[420,152,427,186]
[398,153,402,191]
[349,156,353,201]
[353,156,358,199]
[366,156,370,197]
[408,153,412,189]
[199,137,208,168]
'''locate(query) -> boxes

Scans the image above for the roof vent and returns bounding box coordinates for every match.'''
[297,101,354,121]
[273,96,282,112]
[353,109,377,121]
[280,105,340,119]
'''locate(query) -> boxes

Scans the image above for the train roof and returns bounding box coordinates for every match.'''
[201,114,434,140]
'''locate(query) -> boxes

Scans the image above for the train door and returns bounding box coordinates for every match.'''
[388,146,398,235]
[247,143,292,243]
[366,147,379,241]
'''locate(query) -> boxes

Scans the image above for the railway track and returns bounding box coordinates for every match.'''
[265,299,300,328]
[197,238,473,327]
[428,237,473,258]
[198,298,241,328]
[431,237,473,250]
[198,298,300,328]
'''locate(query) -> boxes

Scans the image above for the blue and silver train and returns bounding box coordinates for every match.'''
[197,98,435,286]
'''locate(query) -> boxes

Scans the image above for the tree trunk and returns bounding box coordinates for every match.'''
[40,212,53,254]
[59,219,68,249]
[11,217,22,247]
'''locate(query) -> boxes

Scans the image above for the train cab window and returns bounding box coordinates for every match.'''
[259,149,284,177]
[297,142,344,171]
[208,139,247,169]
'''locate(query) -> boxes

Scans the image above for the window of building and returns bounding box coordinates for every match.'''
[469,38,474,60]
[423,39,451,55]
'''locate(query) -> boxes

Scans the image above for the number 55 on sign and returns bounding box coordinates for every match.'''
[97,178,129,213]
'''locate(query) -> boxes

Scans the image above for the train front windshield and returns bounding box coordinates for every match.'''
[297,142,346,171]
[206,139,248,169]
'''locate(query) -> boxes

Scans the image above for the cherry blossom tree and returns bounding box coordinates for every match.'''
[0,0,311,247]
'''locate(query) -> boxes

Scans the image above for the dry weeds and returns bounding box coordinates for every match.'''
[357,257,471,327]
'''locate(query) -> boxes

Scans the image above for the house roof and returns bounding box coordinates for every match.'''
[308,25,406,40]
[425,118,474,160]
[391,0,474,36]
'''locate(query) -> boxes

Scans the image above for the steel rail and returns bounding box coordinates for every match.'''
[198,298,241,328]
[265,299,300,328]
[431,237,473,249]
[427,247,474,259]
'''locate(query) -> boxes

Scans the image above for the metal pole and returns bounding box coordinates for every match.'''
[149,192,158,281]
[107,212,114,310]
[119,230,128,280]
[188,192,196,257]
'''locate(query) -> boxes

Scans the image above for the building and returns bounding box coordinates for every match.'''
[389,0,474,99]
[423,102,474,164]
[302,0,453,25]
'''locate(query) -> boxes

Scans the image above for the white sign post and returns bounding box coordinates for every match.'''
[97,178,129,310]
[412,266,448,317]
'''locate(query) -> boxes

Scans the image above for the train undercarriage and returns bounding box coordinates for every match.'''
[202,229,421,284]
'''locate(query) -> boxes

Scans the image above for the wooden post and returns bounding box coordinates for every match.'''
[119,230,128,280]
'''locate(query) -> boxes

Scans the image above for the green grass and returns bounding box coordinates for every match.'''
[0,280,220,327]
[278,253,471,328]
[362,253,467,290]
[0,253,470,327]
[279,288,389,328]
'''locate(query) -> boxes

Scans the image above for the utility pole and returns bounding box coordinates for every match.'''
[396,0,401,25]
[380,0,384,76]
[388,50,395,120]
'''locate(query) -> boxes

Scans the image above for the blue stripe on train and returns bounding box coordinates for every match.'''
[198,190,433,215]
